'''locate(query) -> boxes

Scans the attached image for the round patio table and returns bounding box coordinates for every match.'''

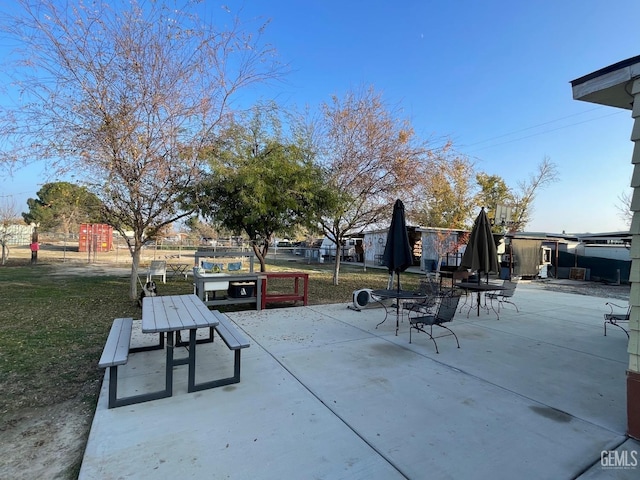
[456,282,506,318]
[371,289,428,335]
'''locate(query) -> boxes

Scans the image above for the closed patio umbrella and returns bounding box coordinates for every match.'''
[373,199,418,335]
[381,199,413,292]
[459,207,499,282]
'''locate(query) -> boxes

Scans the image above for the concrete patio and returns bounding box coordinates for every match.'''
[79,282,639,479]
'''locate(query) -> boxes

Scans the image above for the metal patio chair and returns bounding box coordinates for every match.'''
[403,275,441,314]
[485,278,519,313]
[604,302,630,338]
[409,291,462,353]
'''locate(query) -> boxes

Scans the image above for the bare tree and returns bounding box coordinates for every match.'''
[1,1,283,298]
[510,156,559,232]
[0,198,20,265]
[431,229,469,274]
[313,86,429,285]
[616,189,633,229]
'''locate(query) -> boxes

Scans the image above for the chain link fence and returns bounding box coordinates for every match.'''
[4,230,344,268]
[4,231,205,266]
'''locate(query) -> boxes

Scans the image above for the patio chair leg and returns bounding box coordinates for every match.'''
[503,299,519,312]
[410,323,439,353]
[437,324,460,348]
[428,326,440,354]
[612,322,630,338]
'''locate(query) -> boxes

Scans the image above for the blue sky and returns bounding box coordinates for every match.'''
[2,1,639,233]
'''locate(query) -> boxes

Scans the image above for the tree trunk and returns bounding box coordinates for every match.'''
[332,253,341,285]
[252,244,267,273]
[129,244,143,300]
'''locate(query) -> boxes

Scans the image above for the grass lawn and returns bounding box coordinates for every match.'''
[0,255,421,478]
[0,258,420,417]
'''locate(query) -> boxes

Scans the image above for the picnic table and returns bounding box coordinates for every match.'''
[99,294,250,408]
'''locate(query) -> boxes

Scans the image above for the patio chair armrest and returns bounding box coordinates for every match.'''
[605,302,630,316]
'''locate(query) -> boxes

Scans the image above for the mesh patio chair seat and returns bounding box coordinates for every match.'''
[403,275,441,318]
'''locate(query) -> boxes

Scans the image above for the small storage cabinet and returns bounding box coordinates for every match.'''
[228,281,256,298]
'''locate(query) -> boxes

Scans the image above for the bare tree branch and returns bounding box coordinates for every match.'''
[0,198,20,265]
[511,156,559,231]
[1,1,285,298]
[313,86,432,284]
[616,189,632,229]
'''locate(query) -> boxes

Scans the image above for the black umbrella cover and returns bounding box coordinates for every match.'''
[381,199,413,274]
[460,207,499,275]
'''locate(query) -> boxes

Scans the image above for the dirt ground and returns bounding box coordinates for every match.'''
[534,277,630,302]
[0,398,95,479]
[0,247,138,480]
[0,244,632,479]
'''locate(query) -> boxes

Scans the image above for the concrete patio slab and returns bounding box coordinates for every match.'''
[79,283,638,479]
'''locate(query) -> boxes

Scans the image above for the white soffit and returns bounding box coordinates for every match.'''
[571,56,640,109]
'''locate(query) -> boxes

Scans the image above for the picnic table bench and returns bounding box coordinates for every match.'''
[99,317,132,370]
[99,318,151,409]
[98,317,171,408]
[197,311,251,390]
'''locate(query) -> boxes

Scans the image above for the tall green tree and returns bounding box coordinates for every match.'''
[474,173,513,232]
[22,182,102,234]
[472,157,559,233]
[1,1,283,299]
[199,112,334,272]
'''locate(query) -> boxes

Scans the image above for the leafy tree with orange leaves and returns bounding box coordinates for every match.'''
[312,86,430,285]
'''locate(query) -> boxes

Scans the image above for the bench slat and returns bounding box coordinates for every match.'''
[99,318,133,368]
[211,311,250,350]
